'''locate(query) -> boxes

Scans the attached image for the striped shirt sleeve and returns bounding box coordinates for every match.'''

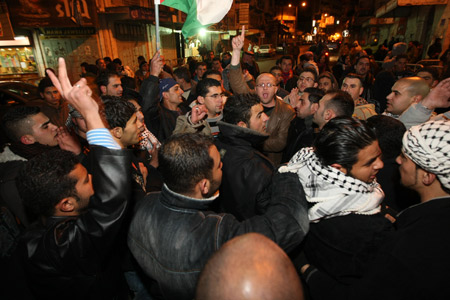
[86,128,121,149]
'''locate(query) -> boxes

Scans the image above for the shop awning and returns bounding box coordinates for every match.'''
[375,0,448,18]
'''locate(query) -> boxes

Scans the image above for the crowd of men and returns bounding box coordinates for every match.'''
[1,25,450,300]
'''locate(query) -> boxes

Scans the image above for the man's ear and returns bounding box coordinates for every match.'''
[110,127,123,139]
[432,80,439,88]
[422,171,437,186]
[313,82,318,88]
[237,121,248,128]
[100,85,107,95]
[359,86,364,96]
[197,96,205,105]
[310,103,319,114]
[198,178,210,196]
[20,134,35,145]
[331,163,348,175]
[40,92,44,99]
[55,197,77,214]
[324,109,335,121]
[412,94,423,104]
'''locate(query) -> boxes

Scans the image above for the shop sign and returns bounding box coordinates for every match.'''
[129,6,172,22]
[106,0,147,7]
[398,0,448,4]
[39,27,96,37]
[0,1,14,40]
[369,18,395,25]
[6,0,98,28]
[239,3,249,25]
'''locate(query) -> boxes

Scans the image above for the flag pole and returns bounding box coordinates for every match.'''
[154,1,161,52]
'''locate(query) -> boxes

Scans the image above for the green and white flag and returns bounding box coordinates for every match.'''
[155,0,233,38]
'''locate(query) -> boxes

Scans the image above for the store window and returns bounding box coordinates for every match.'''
[0,47,37,75]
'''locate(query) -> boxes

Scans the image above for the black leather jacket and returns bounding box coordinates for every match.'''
[18,146,132,299]
[215,121,274,221]
[128,172,310,300]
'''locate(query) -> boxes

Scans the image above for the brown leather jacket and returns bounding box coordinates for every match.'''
[229,64,295,165]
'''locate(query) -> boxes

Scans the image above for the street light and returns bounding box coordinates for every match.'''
[301,2,306,7]
[288,4,292,7]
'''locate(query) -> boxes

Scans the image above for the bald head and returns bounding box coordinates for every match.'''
[196,233,304,300]
[255,73,278,105]
[398,76,430,98]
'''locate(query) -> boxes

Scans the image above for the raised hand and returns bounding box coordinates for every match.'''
[289,87,301,108]
[191,104,208,124]
[243,69,254,82]
[47,58,103,130]
[231,26,245,67]
[232,25,245,52]
[421,77,450,110]
[56,126,82,155]
[150,50,164,77]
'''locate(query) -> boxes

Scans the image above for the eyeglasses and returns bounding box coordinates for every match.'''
[256,83,275,88]
[299,76,314,83]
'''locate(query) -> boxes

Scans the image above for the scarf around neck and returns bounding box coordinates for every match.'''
[9,142,57,160]
[279,147,384,222]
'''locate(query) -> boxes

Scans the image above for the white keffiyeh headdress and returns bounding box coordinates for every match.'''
[279,148,384,222]
[402,119,450,190]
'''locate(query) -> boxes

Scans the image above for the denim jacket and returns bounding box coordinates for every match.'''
[128,171,309,300]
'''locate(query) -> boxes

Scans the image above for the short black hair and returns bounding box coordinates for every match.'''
[112,58,122,65]
[139,61,148,69]
[343,73,364,86]
[223,93,260,126]
[2,106,40,142]
[367,115,406,160]
[173,67,192,83]
[355,55,370,65]
[196,78,221,98]
[300,52,314,61]
[314,117,377,171]
[299,67,318,82]
[103,57,112,63]
[17,149,80,217]
[159,133,215,194]
[270,66,282,73]
[96,70,120,88]
[212,57,221,62]
[324,90,355,117]
[395,54,408,61]
[204,70,222,80]
[196,62,207,68]
[84,64,99,76]
[303,87,325,104]
[106,62,120,73]
[318,71,339,89]
[100,96,136,129]
[96,58,105,65]
[38,77,55,94]
[416,67,439,81]
[280,55,294,64]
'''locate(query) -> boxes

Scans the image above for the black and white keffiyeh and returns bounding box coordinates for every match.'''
[403,119,450,190]
[279,148,384,222]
